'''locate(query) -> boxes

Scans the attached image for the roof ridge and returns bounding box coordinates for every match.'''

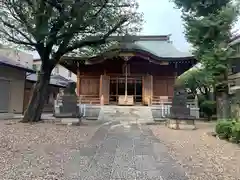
[106,35,170,42]
[136,34,171,41]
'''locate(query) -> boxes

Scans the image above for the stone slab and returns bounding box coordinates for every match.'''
[85,107,101,119]
[61,118,79,124]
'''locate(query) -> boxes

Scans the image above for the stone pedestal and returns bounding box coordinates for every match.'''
[54,95,80,118]
[168,85,196,130]
[85,105,101,120]
[167,119,196,130]
[170,106,190,119]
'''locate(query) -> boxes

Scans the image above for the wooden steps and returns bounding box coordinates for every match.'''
[151,96,172,106]
[79,95,100,105]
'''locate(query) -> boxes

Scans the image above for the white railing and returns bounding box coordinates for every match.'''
[152,101,200,119]
[187,101,200,119]
[53,99,87,117]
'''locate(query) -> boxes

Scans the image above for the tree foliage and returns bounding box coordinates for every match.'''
[200,100,216,120]
[176,67,213,98]
[172,0,240,119]
[0,0,143,62]
[177,67,217,120]
[0,0,143,122]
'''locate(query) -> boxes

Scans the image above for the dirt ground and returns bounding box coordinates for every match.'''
[0,120,99,180]
[150,122,240,180]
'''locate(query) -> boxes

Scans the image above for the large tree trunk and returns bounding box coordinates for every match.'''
[215,70,231,120]
[22,69,51,122]
[216,87,231,120]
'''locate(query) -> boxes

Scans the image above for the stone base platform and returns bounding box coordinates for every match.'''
[166,119,197,130]
[54,104,101,120]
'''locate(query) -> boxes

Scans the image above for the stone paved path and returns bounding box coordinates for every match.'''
[65,107,188,180]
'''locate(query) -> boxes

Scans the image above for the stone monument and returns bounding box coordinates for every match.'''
[170,85,190,119]
[54,82,81,118]
[167,84,196,129]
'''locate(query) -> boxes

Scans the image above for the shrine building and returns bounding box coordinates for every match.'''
[61,35,196,106]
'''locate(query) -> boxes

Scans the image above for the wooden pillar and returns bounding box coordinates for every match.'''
[147,62,153,106]
[150,74,153,106]
[166,78,169,96]
[134,79,136,103]
[99,74,110,105]
[116,78,118,99]
[76,62,81,96]
[101,69,106,105]
[100,75,103,105]
[143,74,153,106]
[124,62,128,101]
[174,62,178,77]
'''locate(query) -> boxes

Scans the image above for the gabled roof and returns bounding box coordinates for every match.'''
[26,74,72,87]
[108,39,192,59]
[61,35,194,66]
[60,35,196,74]
[0,55,35,73]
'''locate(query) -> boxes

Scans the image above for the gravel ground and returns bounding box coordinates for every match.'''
[150,122,240,180]
[0,120,99,180]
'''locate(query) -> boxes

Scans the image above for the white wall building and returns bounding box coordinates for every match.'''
[0,47,34,117]
[0,46,34,69]
[33,59,77,82]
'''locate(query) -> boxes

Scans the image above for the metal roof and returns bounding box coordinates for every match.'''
[63,35,194,63]
[0,55,35,73]
[229,35,240,46]
[26,73,72,87]
[115,40,193,59]
[60,35,196,73]
[101,35,193,60]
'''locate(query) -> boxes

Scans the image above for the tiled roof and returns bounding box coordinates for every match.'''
[0,55,35,72]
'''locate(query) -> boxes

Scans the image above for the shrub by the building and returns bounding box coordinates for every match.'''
[200,100,216,120]
[215,120,240,143]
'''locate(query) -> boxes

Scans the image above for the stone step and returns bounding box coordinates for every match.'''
[98,106,154,123]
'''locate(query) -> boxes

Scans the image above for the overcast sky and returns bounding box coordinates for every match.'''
[32,0,240,58]
[138,0,190,52]
[138,0,240,52]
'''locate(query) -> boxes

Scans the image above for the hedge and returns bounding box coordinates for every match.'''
[215,120,240,143]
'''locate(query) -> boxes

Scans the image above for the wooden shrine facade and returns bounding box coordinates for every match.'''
[61,35,196,106]
[70,55,194,105]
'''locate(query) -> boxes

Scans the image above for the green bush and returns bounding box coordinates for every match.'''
[215,120,240,143]
[198,94,206,107]
[215,120,234,139]
[231,122,240,143]
[200,100,216,120]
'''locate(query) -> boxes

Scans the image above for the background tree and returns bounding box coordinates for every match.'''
[176,67,214,99]
[176,67,216,120]
[0,0,143,122]
[172,0,239,119]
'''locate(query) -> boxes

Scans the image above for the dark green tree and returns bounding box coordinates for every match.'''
[176,67,214,99]
[0,0,143,122]
[172,0,239,119]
